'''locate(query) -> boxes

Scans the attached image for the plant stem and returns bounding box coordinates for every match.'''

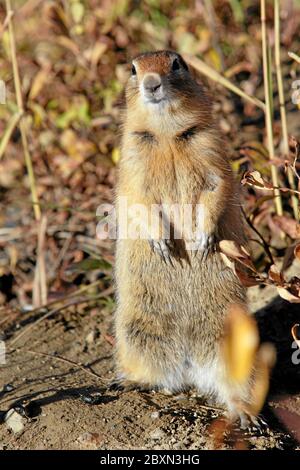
[274,0,299,220]
[288,51,300,64]
[183,54,266,111]
[33,215,48,307]
[261,0,283,216]
[5,0,41,221]
[0,9,13,39]
[242,207,274,265]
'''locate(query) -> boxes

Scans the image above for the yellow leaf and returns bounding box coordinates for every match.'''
[111,147,120,164]
[29,66,50,101]
[207,48,222,72]
[223,304,259,384]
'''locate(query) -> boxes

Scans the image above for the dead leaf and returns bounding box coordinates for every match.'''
[273,215,300,239]
[291,324,300,349]
[281,243,299,271]
[219,240,256,272]
[290,276,300,297]
[29,65,51,101]
[241,170,273,190]
[268,264,285,286]
[289,135,300,161]
[235,266,263,287]
[220,252,235,270]
[277,286,300,303]
[294,243,300,261]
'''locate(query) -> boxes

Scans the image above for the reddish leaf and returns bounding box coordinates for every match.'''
[241,170,273,190]
[219,240,256,271]
[291,324,300,349]
[268,264,285,286]
[273,216,300,239]
[294,243,300,261]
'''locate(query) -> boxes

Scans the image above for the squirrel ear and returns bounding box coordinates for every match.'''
[180,58,189,71]
[171,55,189,72]
[171,58,181,71]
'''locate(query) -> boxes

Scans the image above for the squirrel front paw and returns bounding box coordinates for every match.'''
[149,239,174,266]
[187,232,216,259]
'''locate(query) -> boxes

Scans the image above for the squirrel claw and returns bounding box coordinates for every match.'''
[108,377,139,393]
[108,377,152,393]
[236,412,268,434]
[149,239,174,267]
[246,415,269,434]
[190,233,215,260]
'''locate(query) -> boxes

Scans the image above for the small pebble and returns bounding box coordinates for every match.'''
[150,428,165,440]
[85,330,96,344]
[5,409,25,434]
[3,384,14,393]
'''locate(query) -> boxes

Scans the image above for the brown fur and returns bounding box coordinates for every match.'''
[114,51,252,421]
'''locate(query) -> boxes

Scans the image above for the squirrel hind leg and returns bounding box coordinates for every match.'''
[108,374,154,393]
[217,384,269,432]
[191,358,265,430]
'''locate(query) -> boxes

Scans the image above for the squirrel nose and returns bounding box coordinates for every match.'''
[143,73,162,93]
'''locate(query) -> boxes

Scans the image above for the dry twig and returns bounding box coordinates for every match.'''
[5,0,41,221]
[18,348,105,382]
[274,0,299,220]
[10,285,114,346]
[261,0,283,216]
[288,51,300,65]
[183,54,266,111]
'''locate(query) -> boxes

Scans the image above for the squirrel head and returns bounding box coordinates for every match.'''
[130,50,189,104]
[125,50,212,132]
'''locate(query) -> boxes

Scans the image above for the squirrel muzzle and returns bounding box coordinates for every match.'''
[142,73,165,103]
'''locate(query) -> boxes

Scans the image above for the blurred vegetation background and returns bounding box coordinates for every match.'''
[0,0,300,314]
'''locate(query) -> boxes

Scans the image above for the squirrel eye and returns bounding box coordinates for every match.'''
[131,64,137,75]
[171,58,180,71]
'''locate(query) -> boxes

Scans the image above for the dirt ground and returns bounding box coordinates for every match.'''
[1,266,300,450]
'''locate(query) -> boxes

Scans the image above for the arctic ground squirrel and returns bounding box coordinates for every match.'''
[114,50,255,424]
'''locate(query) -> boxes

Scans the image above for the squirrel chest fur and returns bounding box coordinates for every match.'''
[114,50,250,419]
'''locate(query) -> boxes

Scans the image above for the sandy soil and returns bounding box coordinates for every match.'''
[0,273,300,450]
